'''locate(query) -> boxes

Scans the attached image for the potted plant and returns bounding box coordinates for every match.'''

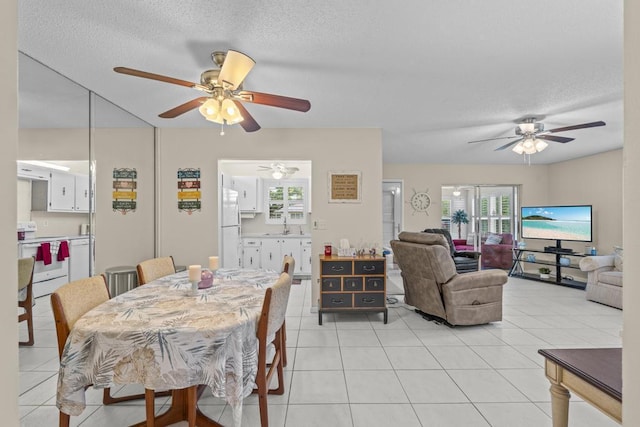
[539,267,551,279]
[451,209,469,239]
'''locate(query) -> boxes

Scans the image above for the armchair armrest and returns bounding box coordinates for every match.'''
[444,270,508,292]
[453,250,480,259]
[579,255,615,272]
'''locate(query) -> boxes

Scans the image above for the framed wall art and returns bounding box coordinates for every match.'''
[328,171,361,203]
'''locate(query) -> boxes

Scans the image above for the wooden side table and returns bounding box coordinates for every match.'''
[538,348,621,427]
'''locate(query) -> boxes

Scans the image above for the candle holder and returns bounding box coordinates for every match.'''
[190,280,199,294]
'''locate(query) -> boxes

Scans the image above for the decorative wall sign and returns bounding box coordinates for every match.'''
[112,168,137,214]
[178,168,201,214]
[328,171,361,203]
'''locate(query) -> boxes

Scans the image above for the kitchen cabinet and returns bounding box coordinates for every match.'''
[258,236,304,274]
[232,176,262,213]
[32,171,92,213]
[301,239,312,275]
[17,162,49,181]
[242,238,262,269]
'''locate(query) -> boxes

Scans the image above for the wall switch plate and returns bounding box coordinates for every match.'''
[313,219,327,230]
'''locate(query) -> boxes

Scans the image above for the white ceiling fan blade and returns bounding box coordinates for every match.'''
[218,50,255,90]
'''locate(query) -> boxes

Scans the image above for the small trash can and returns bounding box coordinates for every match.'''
[105,265,138,297]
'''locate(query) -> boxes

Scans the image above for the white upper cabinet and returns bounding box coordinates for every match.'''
[32,171,92,213]
[232,176,262,213]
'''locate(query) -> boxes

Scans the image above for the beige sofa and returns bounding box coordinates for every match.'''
[579,254,623,309]
[390,231,508,326]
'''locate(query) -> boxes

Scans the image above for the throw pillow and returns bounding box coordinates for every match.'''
[466,233,475,246]
[614,246,623,272]
[485,234,502,245]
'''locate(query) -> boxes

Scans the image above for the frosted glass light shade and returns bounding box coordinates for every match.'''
[220,99,243,124]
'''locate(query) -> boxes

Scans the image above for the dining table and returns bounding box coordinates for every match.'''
[56,267,281,427]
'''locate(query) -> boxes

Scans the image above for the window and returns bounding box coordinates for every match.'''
[441,199,452,230]
[264,179,308,225]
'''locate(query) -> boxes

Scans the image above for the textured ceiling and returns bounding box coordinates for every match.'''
[18,0,623,164]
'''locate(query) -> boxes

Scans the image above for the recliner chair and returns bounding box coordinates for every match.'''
[391,231,508,326]
[423,228,480,273]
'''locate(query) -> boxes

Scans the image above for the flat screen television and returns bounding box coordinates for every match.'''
[520,205,593,242]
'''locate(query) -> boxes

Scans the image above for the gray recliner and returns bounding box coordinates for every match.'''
[391,231,508,326]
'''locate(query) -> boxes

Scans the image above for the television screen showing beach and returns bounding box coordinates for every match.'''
[521,205,592,241]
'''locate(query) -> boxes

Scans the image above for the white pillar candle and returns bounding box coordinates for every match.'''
[209,256,219,270]
[188,265,201,282]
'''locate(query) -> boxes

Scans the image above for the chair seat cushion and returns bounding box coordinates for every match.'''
[599,271,623,287]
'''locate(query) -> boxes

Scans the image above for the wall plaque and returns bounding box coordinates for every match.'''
[328,171,361,203]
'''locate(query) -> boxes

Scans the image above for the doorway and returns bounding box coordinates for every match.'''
[382,180,403,249]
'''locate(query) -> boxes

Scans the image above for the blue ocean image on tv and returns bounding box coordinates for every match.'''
[521,205,592,241]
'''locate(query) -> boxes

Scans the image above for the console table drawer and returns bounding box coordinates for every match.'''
[322,261,353,275]
[355,260,385,275]
[354,292,385,308]
[322,293,353,308]
[344,277,363,291]
[321,277,341,291]
[365,277,385,291]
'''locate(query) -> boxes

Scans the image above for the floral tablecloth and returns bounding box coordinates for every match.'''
[57,268,280,426]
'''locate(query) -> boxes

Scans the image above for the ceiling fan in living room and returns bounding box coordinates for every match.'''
[113,49,311,134]
[467,117,606,155]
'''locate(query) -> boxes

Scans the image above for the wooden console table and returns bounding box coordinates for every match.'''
[538,348,621,427]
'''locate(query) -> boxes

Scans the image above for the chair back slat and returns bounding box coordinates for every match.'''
[18,257,35,291]
[137,256,176,285]
[51,275,110,358]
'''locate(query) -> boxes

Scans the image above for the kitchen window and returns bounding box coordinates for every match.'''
[264,178,308,225]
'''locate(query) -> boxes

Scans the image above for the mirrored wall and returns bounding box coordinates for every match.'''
[18,52,156,283]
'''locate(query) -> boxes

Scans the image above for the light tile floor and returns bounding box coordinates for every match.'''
[18,272,622,426]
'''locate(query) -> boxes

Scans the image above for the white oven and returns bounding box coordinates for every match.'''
[18,237,70,298]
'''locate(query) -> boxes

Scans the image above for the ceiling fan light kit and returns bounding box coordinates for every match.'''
[467,117,605,157]
[114,49,310,134]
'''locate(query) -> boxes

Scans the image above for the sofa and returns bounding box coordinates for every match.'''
[391,231,508,326]
[579,252,623,309]
[481,233,514,269]
[453,238,475,252]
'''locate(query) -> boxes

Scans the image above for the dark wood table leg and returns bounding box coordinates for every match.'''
[130,386,222,427]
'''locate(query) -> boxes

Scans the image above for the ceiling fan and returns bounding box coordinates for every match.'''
[258,163,299,179]
[467,117,606,154]
[113,49,311,133]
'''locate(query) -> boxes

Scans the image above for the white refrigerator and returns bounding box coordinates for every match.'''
[220,188,241,268]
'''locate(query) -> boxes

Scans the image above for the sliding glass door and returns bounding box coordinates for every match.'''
[441,184,520,247]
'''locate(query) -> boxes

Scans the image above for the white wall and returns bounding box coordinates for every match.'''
[624,0,640,421]
[1,0,19,424]
[383,163,550,233]
[548,149,623,255]
[157,127,383,307]
[93,128,156,273]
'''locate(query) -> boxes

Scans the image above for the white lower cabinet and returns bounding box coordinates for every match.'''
[242,238,262,269]
[301,239,312,275]
[244,236,307,274]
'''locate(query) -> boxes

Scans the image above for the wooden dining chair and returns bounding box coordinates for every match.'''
[280,256,296,367]
[136,256,176,285]
[51,275,159,427]
[254,272,293,427]
[18,257,35,346]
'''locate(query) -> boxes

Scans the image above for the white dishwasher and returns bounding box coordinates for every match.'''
[69,237,91,282]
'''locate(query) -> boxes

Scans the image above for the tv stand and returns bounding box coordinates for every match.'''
[509,247,586,289]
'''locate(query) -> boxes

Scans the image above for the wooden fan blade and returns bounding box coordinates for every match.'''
[237,91,311,112]
[158,97,208,118]
[114,67,199,89]
[546,121,606,133]
[468,135,519,144]
[537,134,575,143]
[495,138,524,151]
[218,50,255,90]
[233,101,261,132]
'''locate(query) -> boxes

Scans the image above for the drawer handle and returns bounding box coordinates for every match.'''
[331,266,345,272]
[361,298,377,304]
[370,280,380,287]
[331,298,345,305]
[362,265,375,272]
